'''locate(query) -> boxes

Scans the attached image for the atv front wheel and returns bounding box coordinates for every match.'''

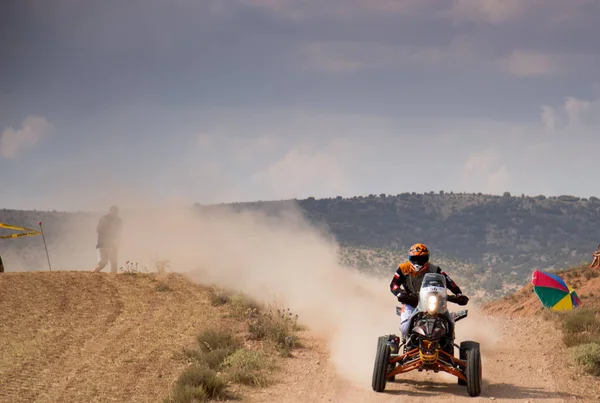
[371,337,391,392]
[458,341,479,386]
[385,335,399,382]
[465,342,482,397]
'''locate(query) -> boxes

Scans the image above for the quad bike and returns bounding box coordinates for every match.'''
[371,273,482,397]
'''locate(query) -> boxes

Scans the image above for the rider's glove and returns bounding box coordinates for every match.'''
[397,292,418,306]
[455,294,469,306]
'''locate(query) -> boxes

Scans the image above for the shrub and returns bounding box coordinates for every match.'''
[164,384,208,403]
[197,328,242,355]
[119,260,149,275]
[562,309,600,335]
[247,307,301,357]
[571,343,600,376]
[155,282,170,292]
[221,349,274,387]
[166,365,228,402]
[229,292,262,319]
[208,287,231,306]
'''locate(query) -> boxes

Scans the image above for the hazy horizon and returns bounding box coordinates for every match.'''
[2,0,599,212]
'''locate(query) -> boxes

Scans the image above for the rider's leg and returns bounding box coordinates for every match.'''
[400,304,416,342]
[445,312,456,355]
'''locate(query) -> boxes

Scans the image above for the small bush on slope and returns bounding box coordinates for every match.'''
[247,306,302,357]
[571,343,600,376]
[165,286,303,402]
[538,265,600,376]
[165,365,229,403]
[221,348,275,387]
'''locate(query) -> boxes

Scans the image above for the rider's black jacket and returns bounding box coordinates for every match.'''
[390,262,463,299]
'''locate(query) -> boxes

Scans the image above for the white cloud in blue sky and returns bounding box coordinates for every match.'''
[1,0,599,211]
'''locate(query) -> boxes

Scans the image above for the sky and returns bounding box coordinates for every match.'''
[2,0,600,212]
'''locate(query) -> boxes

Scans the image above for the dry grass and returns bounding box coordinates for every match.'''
[207,286,231,306]
[167,286,304,400]
[221,349,275,387]
[247,306,302,357]
[166,365,229,402]
[535,265,600,376]
[487,263,600,377]
[0,271,305,402]
[0,271,226,402]
[571,343,600,376]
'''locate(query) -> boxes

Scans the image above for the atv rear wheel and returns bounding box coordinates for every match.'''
[371,337,391,392]
[465,343,482,397]
[458,341,479,386]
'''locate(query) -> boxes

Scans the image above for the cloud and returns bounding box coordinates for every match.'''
[539,95,598,131]
[444,0,595,25]
[300,40,589,79]
[461,150,511,194]
[300,36,479,73]
[564,96,592,127]
[496,50,566,77]
[445,0,527,25]
[238,0,431,20]
[540,105,557,131]
[0,116,50,159]
[250,142,354,200]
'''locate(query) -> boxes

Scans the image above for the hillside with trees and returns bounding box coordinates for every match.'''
[209,191,600,300]
[2,191,600,300]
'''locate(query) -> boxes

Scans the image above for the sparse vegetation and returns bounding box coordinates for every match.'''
[164,365,229,403]
[532,265,600,376]
[571,343,600,376]
[196,328,243,356]
[155,282,171,292]
[207,286,231,306]
[167,286,303,401]
[221,349,275,387]
[229,292,262,319]
[247,306,302,357]
[119,260,149,275]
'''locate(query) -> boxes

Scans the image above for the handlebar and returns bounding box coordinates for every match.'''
[397,293,469,306]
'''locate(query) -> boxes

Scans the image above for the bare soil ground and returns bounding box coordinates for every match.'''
[2,270,599,403]
[243,313,600,403]
[0,271,219,403]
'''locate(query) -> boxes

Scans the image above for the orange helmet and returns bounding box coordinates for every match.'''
[408,243,429,272]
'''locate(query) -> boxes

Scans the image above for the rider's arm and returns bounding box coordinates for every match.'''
[436,267,464,295]
[390,266,406,297]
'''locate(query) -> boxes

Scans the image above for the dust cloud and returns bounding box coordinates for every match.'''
[19,197,501,387]
[107,201,500,387]
[109,202,394,385]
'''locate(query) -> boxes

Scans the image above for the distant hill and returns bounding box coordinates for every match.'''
[200,191,600,298]
[3,191,600,298]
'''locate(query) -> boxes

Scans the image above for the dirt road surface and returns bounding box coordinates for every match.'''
[246,313,600,403]
[2,271,599,402]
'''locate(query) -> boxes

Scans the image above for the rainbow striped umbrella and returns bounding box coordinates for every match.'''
[531,270,581,311]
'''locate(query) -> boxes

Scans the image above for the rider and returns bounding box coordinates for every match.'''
[389,243,468,347]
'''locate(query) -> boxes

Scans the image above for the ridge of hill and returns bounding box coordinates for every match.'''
[3,191,600,297]
[203,191,600,297]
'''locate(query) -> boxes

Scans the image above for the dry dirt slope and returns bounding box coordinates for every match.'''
[2,270,600,403]
[0,271,224,403]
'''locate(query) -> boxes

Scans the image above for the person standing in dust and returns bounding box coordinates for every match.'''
[93,205,123,273]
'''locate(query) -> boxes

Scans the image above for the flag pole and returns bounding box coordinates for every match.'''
[39,221,52,271]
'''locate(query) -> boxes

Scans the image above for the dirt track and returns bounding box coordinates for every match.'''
[2,272,600,403]
[246,314,600,402]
